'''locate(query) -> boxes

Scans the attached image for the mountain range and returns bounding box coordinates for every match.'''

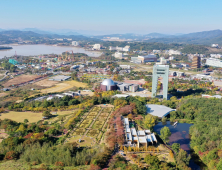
[0,28,222,45]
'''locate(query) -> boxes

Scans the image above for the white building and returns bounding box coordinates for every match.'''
[56,38,63,41]
[169,56,175,60]
[181,63,190,68]
[72,41,79,46]
[206,58,222,68]
[156,57,169,65]
[210,54,222,59]
[153,50,161,53]
[212,44,219,48]
[109,45,130,52]
[168,49,182,55]
[114,52,124,59]
[119,65,131,69]
[171,63,183,68]
[93,44,101,50]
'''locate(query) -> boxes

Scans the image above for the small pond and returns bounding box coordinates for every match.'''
[153,121,201,170]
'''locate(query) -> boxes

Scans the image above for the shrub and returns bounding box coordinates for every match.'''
[55,161,64,167]
[4,151,18,160]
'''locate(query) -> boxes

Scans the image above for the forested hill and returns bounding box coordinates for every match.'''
[0,30,100,44]
[145,30,222,45]
[173,98,222,169]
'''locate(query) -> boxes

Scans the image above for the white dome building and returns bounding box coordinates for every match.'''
[100,79,117,91]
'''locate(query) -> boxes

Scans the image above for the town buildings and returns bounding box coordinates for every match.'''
[166,49,182,55]
[210,54,222,59]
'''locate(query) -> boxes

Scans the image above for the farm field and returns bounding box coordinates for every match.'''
[3,75,42,87]
[41,80,88,93]
[34,79,58,87]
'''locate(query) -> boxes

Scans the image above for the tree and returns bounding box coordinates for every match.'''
[144,154,160,169]
[176,149,191,167]
[24,119,29,124]
[172,143,180,153]
[162,116,167,123]
[160,126,171,143]
[144,114,157,130]
[42,110,51,117]
[16,124,26,132]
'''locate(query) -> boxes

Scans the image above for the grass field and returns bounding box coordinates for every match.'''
[68,135,96,148]
[0,110,76,123]
[0,111,42,123]
[34,79,58,87]
[0,160,89,170]
[41,80,88,93]
[3,75,41,87]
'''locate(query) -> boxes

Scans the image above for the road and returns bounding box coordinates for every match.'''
[0,71,8,82]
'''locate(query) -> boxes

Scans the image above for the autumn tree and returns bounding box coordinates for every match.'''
[144,114,157,130]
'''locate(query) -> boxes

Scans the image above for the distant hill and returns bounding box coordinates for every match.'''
[145,30,222,45]
[22,28,53,35]
[0,30,100,44]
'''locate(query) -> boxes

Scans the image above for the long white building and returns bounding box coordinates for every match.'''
[109,45,130,52]
[206,58,222,68]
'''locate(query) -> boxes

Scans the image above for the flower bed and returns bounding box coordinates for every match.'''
[92,120,105,129]
[79,119,93,128]
[73,128,85,135]
[101,107,112,113]
[91,106,101,112]
[87,129,99,138]
[99,112,109,119]
[88,112,98,117]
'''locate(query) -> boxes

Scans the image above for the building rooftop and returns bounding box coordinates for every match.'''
[101,79,115,86]
[139,137,147,143]
[137,130,146,136]
[146,104,175,118]
[124,118,129,125]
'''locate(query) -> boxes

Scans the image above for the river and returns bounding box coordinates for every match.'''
[0,44,102,58]
[153,121,201,170]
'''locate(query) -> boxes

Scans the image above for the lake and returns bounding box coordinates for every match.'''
[0,44,102,58]
[153,121,201,170]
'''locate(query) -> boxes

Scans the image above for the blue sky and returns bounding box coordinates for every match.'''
[1,0,222,35]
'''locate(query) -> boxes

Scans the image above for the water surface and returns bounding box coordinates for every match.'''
[0,44,101,58]
[154,121,201,170]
